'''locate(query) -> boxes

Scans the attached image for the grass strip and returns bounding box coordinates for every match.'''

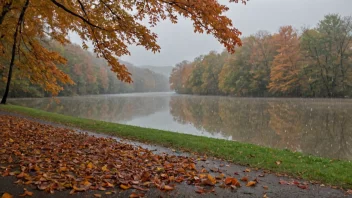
[0,104,351,189]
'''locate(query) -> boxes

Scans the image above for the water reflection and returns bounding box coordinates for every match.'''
[9,93,352,160]
[170,96,352,160]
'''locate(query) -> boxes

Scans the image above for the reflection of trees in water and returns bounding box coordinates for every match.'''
[170,97,352,160]
[10,96,168,123]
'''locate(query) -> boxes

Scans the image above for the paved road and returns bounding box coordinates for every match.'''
[0,110,351,198]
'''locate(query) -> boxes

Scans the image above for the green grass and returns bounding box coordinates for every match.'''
[0,104,351,189]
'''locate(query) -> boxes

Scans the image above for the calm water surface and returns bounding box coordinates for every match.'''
[9,92,352,160]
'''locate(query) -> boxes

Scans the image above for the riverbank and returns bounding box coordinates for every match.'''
[0,104,351,190]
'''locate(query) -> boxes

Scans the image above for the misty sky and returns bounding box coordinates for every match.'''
[70,0,352,67]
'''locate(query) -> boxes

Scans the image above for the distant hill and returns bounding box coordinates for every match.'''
[0,42,171,98]
[139,65,173,78]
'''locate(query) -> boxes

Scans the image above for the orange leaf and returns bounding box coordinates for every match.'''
[207,174,216,185]
[130,193,144,198]
[224,177,233,185]
[120,184,130,190]
[246,181,257,187]
[1,193,13,198]
[19,189,33,197]
[232,178,241,187]
[241,176,249,182]
[164,185,174,190]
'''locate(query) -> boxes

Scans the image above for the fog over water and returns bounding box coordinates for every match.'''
[9,93,352,160]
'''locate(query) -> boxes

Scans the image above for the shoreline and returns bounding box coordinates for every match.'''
[0,104,351,189]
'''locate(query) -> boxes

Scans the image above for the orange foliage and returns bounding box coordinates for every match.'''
[0,0,247,98]
[268,26,302,95]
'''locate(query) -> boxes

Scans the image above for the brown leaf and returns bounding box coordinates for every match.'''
[275,161,281,165]
[132,185,149,192]
[195,187,205,194]
[263,186,269,190]
[93,194,102,198]
[347,190,352,194]
[279,180,288,185]
[129,193,144,198]
[298,185,308,189]
[244,168,251,172]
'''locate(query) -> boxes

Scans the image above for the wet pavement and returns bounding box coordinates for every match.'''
[0,110,351,198]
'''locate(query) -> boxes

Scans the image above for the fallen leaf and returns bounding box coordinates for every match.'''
[279,180,288,185]
[347,189,352,194]
[132,185,149,192]
[244,168,251,172]
[101,165,108,172]
[275,161,281,165]
[130,193,144,198]
[93,194,102,198]
[241,176,249,182]
[225,177,233,185]
[207,174,217,185]
[1,193,13,198]
[263,186,269,190]
[246,181,257,187]
[19,189,33,197]
[164,185,174,190]
[298,185,308,189]
[232,178,241,187]
[120,184,130,190]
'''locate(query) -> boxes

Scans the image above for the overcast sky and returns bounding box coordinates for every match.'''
[70,0,352,67]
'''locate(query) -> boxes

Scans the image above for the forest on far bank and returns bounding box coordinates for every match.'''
[0,41,170,98]
[170,14,352,98]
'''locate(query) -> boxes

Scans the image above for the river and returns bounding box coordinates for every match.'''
[9,92,352,160]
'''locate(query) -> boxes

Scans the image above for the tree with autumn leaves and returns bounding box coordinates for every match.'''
[0,0,247,104]
[268,26,302,96]
[171,14,352,98]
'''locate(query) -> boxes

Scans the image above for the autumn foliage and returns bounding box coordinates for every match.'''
[0,0,247,103]
[170,14,352,97]
[1,115,259,196]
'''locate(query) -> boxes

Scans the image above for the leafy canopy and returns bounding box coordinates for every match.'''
[0,0,247,96]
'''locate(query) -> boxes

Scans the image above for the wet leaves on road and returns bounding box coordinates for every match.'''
[0,115,258,196]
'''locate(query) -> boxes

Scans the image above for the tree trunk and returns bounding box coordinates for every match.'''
[0,1,12,25]
[1,0,29,104]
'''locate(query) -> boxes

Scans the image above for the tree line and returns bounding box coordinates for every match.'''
[0,41,170,98]
[170,14,352,97]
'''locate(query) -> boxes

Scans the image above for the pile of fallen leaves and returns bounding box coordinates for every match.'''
[0,115,257,197]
